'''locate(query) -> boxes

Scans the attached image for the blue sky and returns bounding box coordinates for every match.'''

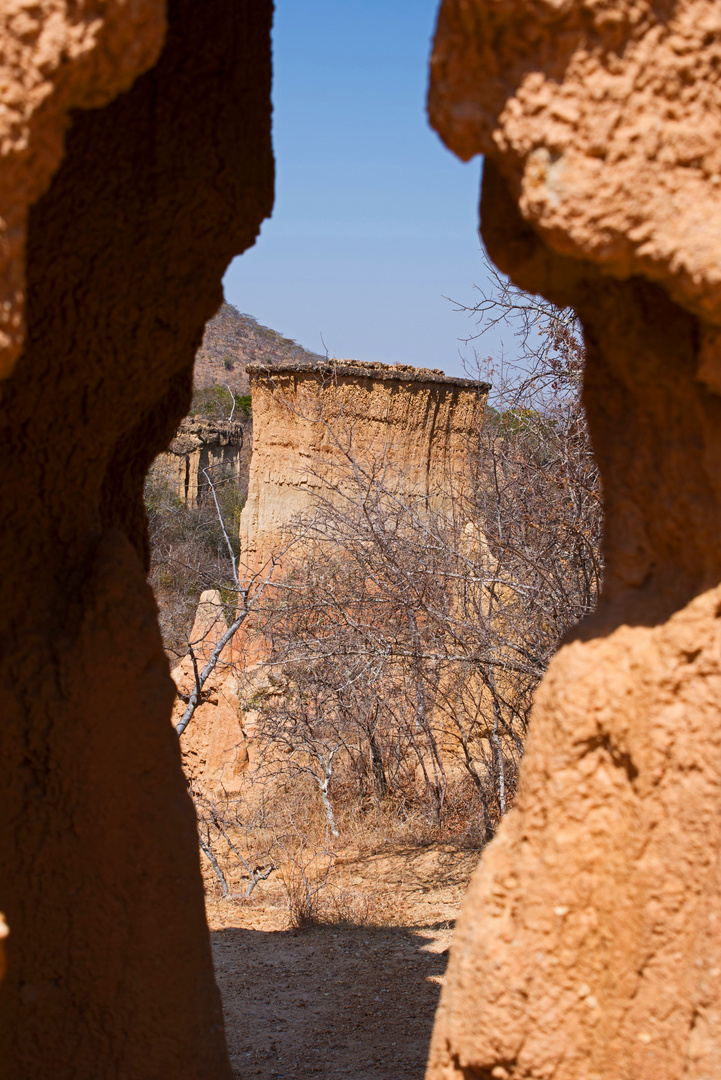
[222,1,491,378]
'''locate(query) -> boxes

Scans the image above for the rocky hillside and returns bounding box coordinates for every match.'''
[193,302,323,395]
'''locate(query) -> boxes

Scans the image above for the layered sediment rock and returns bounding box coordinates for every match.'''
[0,2,274,1077]
[240,358,489,574]
[427,4,721,1079]
[155,416,250,505]
[179,357,489,796]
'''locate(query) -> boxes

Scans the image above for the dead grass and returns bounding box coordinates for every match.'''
[196,775,484,934]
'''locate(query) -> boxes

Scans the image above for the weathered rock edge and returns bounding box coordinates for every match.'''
[0,1,273,1076]
[0,0,167,379]
[427,3,721,1078]
[247,357,491,390]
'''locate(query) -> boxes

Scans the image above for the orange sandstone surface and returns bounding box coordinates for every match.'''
[427,3,721,1079]
[0,0,167,379]
[0,2,274,1077]
[240,358,488,575]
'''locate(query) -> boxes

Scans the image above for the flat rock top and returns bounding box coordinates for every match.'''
[247,357,490,391]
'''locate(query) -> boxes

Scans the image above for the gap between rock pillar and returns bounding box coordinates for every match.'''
[426,2,721,1078]
[0,1,273,1076]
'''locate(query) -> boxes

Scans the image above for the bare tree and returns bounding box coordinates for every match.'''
[148,261,601,856]
[194,788,278,898]
[148,457,307,738]
[246,267,600,842]
[252,670,345,837]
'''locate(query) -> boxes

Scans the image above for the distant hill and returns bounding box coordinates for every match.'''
[193,302,324,396]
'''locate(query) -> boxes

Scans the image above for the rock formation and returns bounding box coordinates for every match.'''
[193,301,323,395]
[0,0,167,379]
[175,357,488,797]
[426,3,721,1079]
[172,591,248,797]
[0,2,273,1077]
[154,416,250,505]
[240,358,489,574]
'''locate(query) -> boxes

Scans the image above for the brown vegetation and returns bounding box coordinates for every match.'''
[149,274,602,926]
[244,305,598,837]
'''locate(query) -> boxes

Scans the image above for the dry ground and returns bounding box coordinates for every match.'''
[206,845,479,1080]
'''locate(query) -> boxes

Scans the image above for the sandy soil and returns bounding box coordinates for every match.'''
[206,845,479,1080]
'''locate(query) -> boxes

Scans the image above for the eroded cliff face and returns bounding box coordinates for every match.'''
[155,416,250,505]
[0,1,274,1076]
[429,0,721,327]
[240,359,488,574]
[427,4,721,1079]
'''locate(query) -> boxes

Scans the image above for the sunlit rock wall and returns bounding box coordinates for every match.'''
[240,358,489,575]
[154,416,250,505]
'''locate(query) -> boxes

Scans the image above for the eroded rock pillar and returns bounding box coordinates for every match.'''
[427,2,721,1076]
[0,1,273,1076]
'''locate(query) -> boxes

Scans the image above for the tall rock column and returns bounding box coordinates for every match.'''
[0,1,273,1077]
[427,3,721,1079]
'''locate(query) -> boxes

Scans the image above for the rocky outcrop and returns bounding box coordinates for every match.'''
[155,416,250,505]
[240,358,489,574]
[429,0,721,327]
[172,591,248,797]
[176,357,488,797]
[427,4,721,1079]
[0,2,274,1077]
[0,0,167,380]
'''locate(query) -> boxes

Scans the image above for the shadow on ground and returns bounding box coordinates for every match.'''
[212,924,449,1079]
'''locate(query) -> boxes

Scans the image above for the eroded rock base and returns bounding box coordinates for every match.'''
[0,0,273,1074]
[429,586,721,1080]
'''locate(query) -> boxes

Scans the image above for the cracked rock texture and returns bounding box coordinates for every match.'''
[427,3,721,1079]
[0,0,273,1076]
[429,0,721,324]
[0,0,167,379]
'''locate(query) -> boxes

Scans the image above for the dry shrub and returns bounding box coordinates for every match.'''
[320,879,404,928]
[278,844,335,929]
[279,857,404,930]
